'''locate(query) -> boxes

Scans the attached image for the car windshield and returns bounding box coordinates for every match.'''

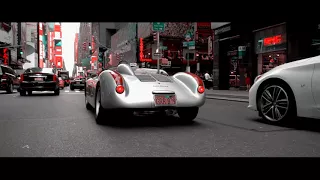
[25,67,54,74]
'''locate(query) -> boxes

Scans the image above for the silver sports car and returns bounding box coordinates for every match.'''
[84,63,206,124]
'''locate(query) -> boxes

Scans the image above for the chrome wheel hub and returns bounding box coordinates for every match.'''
[260,85,289,122]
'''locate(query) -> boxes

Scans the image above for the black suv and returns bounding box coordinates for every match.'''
[0,64,19,94]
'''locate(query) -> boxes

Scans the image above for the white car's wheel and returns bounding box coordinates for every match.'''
[257,83,296,124]
[177,107,199,123]
[85,94,92,110]
[95,87,108,125]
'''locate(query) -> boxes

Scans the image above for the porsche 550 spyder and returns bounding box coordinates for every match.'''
[84,63,206,125]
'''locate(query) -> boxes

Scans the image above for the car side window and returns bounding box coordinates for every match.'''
[1,66,9,74]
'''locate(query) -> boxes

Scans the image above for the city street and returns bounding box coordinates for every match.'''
[1,88,320,157]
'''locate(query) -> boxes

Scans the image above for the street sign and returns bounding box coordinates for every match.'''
[152,22,165,31]
[154,53,162,56]
[188,41,195,46]
[160,46,167,50]
[185,33,191,41]
[183,42,188,47]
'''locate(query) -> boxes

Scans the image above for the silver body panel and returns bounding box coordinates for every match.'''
[85,64,206,110]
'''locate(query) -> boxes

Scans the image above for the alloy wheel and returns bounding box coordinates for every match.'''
[260,85,289,122]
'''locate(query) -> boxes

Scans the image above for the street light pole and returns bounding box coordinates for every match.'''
[156,31,160,74]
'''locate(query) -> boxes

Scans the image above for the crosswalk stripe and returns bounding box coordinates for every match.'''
[75,90,80,93]
[65,90,70,92]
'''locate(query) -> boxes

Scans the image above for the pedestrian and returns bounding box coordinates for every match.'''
[204,71,211,89]
[245,71,251,91]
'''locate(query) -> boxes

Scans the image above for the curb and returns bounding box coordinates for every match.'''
[206,95,249,103]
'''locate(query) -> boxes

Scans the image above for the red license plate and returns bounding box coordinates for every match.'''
[34,78,43,81]
[154,94,176,106]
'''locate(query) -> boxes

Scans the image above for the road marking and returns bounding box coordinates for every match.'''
[75,90,80,93]
[65,90,70,92]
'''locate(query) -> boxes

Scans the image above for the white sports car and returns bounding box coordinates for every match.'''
[248,55,320,123]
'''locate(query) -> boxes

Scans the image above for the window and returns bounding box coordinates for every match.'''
[25,68,54,74]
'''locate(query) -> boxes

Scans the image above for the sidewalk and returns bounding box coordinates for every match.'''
[206,88,249,103]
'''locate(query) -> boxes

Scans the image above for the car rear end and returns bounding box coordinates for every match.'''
[20,68,59,92]
[0,73,11,91]
[100,70,206,111]
[70,77,85,90]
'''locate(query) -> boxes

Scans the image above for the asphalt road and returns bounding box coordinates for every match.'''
[1,88,320,157]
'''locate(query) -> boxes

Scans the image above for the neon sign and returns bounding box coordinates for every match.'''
[263,35,282,46]
[139,38,152,62]
[2,48,9,65]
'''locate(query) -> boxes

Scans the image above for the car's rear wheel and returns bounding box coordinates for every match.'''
[177,107,199,123]
[54,89,60,96]
[6,83,13,94]
[85,94,93,110]
[95,87,108,125]
[20,90,26,96]
[70,86,74,91]
[28,91,32,95]
[257,83,296,124]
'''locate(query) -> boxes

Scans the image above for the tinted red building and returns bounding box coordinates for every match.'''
[74,33,78,64]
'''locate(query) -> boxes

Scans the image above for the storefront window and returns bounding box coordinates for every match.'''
[259,51,286,73]
[255,24,287,73]
[255,24,287,54]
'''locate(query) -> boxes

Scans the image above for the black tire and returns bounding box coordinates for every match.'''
[257,82,296,124]
[94,87,108,125]
[70,86,74,91]
[28,91,32,95]
[85,94,93,110]
[177,107,199,123]
[54,89,60,96]
[20,90,26,96]
[6,83,13,94]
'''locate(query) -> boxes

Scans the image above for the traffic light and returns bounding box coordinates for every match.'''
[88,43,92,50]
[153,32,157,42]
[19,49,23,55]
[98,52,103,63]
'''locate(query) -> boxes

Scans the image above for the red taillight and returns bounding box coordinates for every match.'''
[184,72,205,94]
[197,86,205,94]
[2,74,8,79]
[53,75,57,81]
[109,71,125,94]
[116,85,125,94]
[20,74,24,82]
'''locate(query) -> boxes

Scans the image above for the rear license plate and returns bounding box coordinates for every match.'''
[154,94,176,106]
[77,82,80,84]
[34,78,43,81]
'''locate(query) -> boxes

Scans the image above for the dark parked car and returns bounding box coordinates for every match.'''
[70,76,85,90]
[19,67,60,96]
[0,64,19,94]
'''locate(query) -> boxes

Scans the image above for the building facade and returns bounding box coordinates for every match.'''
[22,22,38,69]
[212,22,320,90]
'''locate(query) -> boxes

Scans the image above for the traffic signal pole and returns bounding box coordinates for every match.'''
[156,32,160,74]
